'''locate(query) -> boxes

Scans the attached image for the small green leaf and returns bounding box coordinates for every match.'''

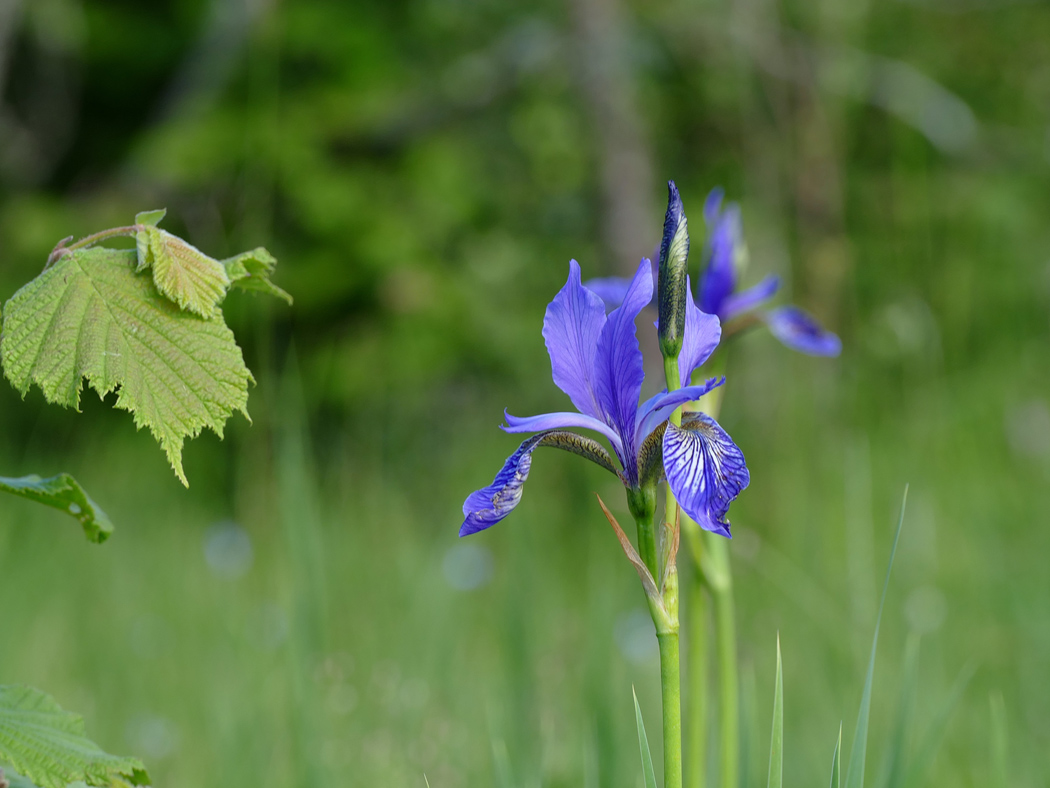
[0,473,113,543]
[0,685,149,788]
[767,633,783,788]
[1,246,253,486]
[137,227,230,317]
[844,485,908,788]
[222,248,293,305]
[829,723,841,788]
[632,687,658,788]
[134,209,166,228]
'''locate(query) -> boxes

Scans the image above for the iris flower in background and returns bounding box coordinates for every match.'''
[461,256,750,539]
[586,188,841,357]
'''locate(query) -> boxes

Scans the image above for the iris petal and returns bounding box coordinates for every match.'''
[593,258,653,472]
[720,275,780,322]
[461,434,546,536]
[765,305,842,356]
[699,199,740,316]
[502,410,625,458]
[543,260,608,418]
[678,278,721,387]
[662,414,750,538]
[635,377,726,445]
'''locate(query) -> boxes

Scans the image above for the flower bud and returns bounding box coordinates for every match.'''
[657,180,689,361]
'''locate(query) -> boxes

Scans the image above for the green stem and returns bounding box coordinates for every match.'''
[659,628,683,788]
[687,568,708,788]
[708,535,738,788]
[65,225,141,252]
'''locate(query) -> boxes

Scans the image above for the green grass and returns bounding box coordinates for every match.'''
[0,333,1045,787]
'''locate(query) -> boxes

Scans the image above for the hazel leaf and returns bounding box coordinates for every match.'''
[136,226,230,317]
[222,248,293,305]
[0,473,114,543]
[1,246,253,486]
[0,685,150,788]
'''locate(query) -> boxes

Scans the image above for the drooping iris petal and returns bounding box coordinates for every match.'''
[662,414,750,538]
[719,274,780,322]
[461,434,546,536]
[699,202,740,316]
[678,278,721,387]
[593,258,654,472]
[635,377,726,444]
[543,260,608,418]
[502,410,625,458]
[765,306,842,356]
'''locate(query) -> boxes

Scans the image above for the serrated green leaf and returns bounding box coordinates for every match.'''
[844,486,908,788]
[0,473,113,543]
[1,246,253,486]
[222,248,293,305]
[136,227,230,317]
[0,685,149,788]
[767,633,783,788]
[829,723,841,788]
[632,688,658,788]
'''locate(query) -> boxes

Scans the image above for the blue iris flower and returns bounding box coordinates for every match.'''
[461,255,750,539]
[588,187,841,357]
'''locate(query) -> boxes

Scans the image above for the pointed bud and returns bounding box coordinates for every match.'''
[657,180,690,361]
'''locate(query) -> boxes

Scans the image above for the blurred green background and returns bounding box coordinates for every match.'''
[0,0,1047,785]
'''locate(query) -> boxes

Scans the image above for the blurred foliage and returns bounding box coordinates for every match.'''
[0,0,1048,786]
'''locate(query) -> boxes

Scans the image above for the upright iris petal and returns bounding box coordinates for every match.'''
[593,258,652,476]
[699,203,740,316]
[543,259,608,418]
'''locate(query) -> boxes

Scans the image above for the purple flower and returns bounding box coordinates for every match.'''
[700,188,841,356]
[585,187,841,357]
[461,258,749,538]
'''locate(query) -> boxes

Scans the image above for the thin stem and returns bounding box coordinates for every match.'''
[659,629,683,788]
[65,225,141,252]
[635,507,659,581]
[687,569,708,788]
[657,350,684,788]
[709,536,738,788]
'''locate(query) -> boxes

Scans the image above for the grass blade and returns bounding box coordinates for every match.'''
[844,485,909,788]
[767,633,784,788]
[830,723,842,788]
[883,634,921,788]
[990,692,1008,788]
[899,662,975,788]
[633,687,659,788]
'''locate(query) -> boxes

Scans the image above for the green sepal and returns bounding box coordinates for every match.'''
[222,248,293,305]
[657,181,690,360]
[536,430,620,478]
[0,473,113,543]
